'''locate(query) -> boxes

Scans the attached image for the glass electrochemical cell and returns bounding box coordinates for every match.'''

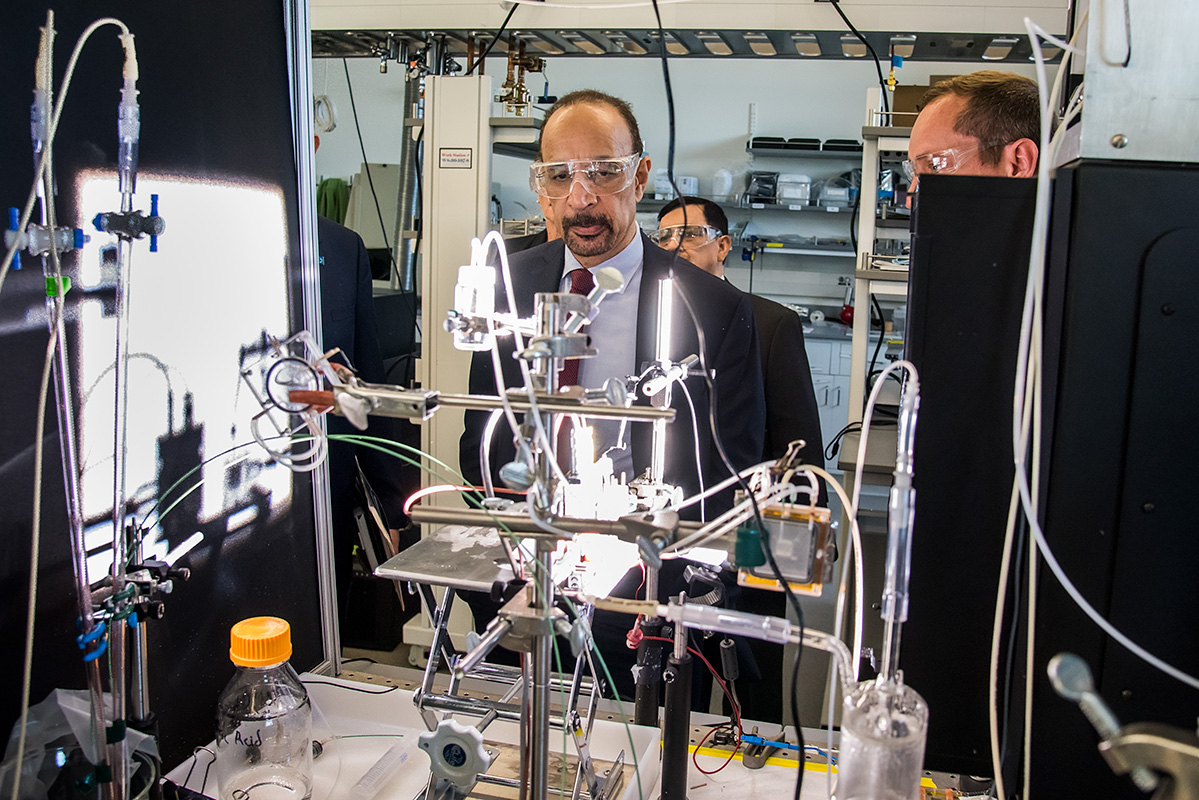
[834,678,928,800]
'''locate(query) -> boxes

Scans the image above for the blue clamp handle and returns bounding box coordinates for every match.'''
[8,208,20,270]
[77,620,108,662]
[149,195,159,252]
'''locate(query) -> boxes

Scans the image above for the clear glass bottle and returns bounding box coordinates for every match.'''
[215,617,313,800]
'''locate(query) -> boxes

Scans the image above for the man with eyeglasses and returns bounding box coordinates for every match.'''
[654,196,824,724]
[458,91,765,701]
[460,89,764,504]
[654,196,824,475]
[905,71,1040,206]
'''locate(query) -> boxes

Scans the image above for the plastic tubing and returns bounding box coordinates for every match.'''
[662,602,853,693]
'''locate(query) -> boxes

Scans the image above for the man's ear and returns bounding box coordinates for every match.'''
[1007,138,1039,178]
[633,155,652,201]
[716,234,733,264]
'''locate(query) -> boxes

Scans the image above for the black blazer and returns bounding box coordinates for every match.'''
[749,294,825,469]
[459,233,765,509]
[317,215,409,529]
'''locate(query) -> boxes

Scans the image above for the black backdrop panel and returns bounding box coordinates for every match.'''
[902,175,1035,776]
[1,3,325,768]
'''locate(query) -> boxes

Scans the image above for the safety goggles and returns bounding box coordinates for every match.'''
[529,153,643,199]
[648,224,724,247]
[901,143,999,184]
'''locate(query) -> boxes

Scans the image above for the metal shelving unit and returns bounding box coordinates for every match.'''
[848,89,912,426]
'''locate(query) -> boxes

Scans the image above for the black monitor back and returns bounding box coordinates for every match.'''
[903,174,1036,777]
[1032,160,1199,798]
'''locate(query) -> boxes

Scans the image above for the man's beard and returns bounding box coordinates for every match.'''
[562,212,617,258]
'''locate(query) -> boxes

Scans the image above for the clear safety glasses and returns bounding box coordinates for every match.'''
[648,224,724,247]
[529,153,643,199]
[901,143,998,184]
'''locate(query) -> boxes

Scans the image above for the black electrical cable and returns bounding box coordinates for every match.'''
[829,0,890,114]
[299,679,399,694]
[996,510,1026,781]
[342,59,422,342]
[866,294,885,400]
[465,4,518,76]
[648,7,805,795]
[849,182,860,254]
[343,60,396,268]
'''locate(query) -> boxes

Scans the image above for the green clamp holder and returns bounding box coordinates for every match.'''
[46,275,72,297]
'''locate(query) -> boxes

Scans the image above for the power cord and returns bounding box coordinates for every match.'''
[340,59,421,341]
[465,4,518,76]
[829,0,890,114]
[649,3,806,796]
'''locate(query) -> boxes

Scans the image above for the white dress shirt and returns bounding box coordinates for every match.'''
[560,234,644,479]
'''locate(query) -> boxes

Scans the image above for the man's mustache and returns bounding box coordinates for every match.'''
[563,213,611,231]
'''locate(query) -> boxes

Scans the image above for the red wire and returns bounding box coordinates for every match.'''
[693,723,740,775]
[402,484,524,514]
[640,635,743,774]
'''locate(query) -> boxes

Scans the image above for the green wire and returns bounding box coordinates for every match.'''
[560,594,644,800]
[135,425,640,796]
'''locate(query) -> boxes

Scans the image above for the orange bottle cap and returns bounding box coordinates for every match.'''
[230,616,293,667]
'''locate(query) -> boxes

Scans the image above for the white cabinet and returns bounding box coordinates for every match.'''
[804,335,877,473]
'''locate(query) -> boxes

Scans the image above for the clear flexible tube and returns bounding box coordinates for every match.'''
[1,17,131,296]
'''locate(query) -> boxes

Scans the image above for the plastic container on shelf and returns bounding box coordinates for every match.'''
[215,617,313,800]
[777,174,812,204]
[712,169,734,201]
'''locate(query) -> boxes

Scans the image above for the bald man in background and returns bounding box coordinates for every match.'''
[905,71,1041,205]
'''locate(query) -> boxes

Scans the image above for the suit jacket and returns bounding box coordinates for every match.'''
[503,229,549,255]
[317,215,409,531]
[749,294,825,472]
[459,233,765,510]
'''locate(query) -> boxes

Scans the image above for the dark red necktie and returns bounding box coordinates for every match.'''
[557,267,595,388]
[557,267,595,472]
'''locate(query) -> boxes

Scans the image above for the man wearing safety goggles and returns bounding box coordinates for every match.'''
[461,89,764,505]
[458,92,766,698]
[904,71,1040,207]
[654,196,824,474]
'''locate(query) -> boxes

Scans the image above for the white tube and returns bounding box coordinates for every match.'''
[674,460,774,511]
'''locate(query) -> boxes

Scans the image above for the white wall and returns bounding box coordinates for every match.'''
[314,55,1038,302]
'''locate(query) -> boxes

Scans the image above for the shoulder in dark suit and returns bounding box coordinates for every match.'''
[503,229,549,255]
[316,215,409,530]
[459,233,765,509]
[748,294,825,472]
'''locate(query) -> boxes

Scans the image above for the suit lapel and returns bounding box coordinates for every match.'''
[505,239,566,315]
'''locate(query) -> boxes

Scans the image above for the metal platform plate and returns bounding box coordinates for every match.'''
[376,525,510,592]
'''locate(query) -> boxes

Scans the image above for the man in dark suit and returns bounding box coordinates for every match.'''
[655,196,824,472]
[460,92,764,506]
[655,197,825,722]
[457,91,765,699]
[317,214,413,624]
